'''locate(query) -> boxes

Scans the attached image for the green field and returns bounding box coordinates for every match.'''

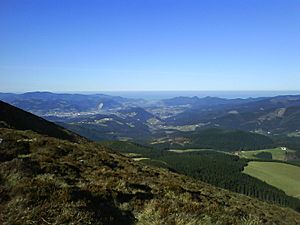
[237,147,295,161]
[244,161,300,198]
[168,148,232,154]
[168,148,212,153]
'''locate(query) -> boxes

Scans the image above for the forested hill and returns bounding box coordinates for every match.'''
[183,128,274,151]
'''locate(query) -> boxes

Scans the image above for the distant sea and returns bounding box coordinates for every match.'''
[100,91,300,100]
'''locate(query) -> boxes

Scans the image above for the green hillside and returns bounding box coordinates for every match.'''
[237,147,296,161]
[103,140,300,210]
[151,151,300,210]
[244,162,300,199]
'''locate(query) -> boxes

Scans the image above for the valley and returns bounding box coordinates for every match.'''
[1,93,300,224]
[2,92,300,146]
[2,100,300,224]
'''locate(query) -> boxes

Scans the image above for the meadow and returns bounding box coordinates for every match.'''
[237,147,295,161]
[244,161,300,199]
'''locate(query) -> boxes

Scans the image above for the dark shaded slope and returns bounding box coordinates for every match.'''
[0,101,83,142]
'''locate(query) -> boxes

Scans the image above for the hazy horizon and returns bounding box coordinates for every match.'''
[2,90,300,100]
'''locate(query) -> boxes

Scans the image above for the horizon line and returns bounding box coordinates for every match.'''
[1,90,300,94]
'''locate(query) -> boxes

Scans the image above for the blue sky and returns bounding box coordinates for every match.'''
[0,0,299,92]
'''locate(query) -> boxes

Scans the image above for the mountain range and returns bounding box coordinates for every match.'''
[1,92,299,147]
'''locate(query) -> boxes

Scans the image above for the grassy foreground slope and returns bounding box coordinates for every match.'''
[1,128,300,225]
[244,162,300,199]
[99,140,156,155]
